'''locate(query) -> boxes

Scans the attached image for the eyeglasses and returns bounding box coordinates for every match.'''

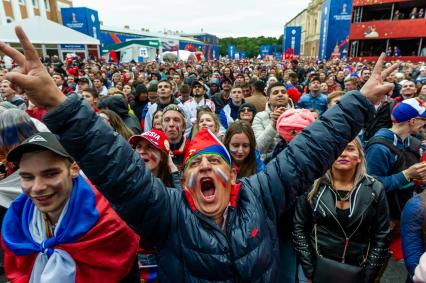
[240,107,252,113]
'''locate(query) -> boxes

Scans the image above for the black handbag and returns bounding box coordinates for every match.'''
[312,225,366,283]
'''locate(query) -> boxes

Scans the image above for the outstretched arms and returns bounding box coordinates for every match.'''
[0,27,174,247]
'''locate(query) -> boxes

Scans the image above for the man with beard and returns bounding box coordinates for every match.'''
[297,77,328,114]
[144,80,191,135]
[253,82,294,159]
[360,68,372,88]
[0,28,397,282]
[398,80,418,101]
[184,80,215,126]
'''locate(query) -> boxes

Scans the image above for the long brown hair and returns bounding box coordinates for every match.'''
[157,150,172,187]
[307,138,369,203]
[223,120,257,178]
[100,109,134,140]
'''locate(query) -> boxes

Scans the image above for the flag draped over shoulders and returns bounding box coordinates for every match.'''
[2,175,139,283]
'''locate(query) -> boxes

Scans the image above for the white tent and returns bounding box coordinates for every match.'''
[0,16,99,45]
[162,50,197,62]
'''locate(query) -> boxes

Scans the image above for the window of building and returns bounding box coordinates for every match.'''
[32,0,39,8]
[44,0,50,11]
[18,0,26,4]
[57,2,71,11]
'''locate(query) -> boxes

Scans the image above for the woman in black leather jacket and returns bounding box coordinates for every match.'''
[293,138,391,283]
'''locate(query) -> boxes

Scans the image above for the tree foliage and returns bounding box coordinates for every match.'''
[219,35,283,58]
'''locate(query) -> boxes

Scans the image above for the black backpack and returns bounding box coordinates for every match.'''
[365,136,421,219]
[363,100,399,142]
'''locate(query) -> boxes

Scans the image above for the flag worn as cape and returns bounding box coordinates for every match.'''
[2,175,139,282]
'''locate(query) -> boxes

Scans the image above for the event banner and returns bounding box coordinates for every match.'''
[228,45,236,59]
[349,19,426,40]
[61,7,101,40]
[318,0,352,59]
[283,26,302,56]
[260,45,271,59]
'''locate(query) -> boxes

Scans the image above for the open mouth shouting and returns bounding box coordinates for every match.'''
[200,177,216,202]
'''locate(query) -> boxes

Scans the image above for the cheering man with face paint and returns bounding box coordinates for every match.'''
[0,27,399,282]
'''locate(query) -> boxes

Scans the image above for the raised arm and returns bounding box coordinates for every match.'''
[245,54,399,220]
[0,26,174,248]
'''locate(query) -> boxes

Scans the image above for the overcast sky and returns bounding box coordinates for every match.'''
[72,0,310,38]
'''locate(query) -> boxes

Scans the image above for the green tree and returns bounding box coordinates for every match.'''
[219,36,282,58]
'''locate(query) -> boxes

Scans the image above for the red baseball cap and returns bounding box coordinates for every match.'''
[128,129,170,154]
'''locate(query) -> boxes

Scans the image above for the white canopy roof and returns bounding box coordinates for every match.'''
[0,16,100,45]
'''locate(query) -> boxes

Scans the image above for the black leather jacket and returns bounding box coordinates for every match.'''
[293,176,390,283]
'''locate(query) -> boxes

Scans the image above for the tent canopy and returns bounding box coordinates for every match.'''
[0,16,100,45]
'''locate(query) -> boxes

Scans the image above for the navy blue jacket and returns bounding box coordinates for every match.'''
[42,91,374,282]
[365,128,412,192]
[401,193,426,275]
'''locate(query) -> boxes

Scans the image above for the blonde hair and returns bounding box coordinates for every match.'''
[307,138,368,203]
[192,110,220,137]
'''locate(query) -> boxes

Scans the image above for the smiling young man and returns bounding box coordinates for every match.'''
[0,27,399,282]
[252,82,294,159]
[1,132,139,282]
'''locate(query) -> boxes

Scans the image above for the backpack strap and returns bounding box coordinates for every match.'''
[365,136,404,174]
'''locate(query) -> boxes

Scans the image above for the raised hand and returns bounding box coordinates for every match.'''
[0,26,65,111]
[360,53,399,105]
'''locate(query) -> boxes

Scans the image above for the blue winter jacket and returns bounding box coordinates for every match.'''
[365,128,412,192]
[219,101,241,129]
[401,194,425,275]
[42,91,374,282]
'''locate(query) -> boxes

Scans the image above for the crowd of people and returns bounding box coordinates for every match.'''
[1,26,426,282]
[393,7,425,20]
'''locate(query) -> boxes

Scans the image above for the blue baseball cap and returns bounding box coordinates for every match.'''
[391,98,426,123]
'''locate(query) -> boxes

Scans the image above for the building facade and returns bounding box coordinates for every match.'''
[305,0,324,58]
[0,0,72,25]
[285,9,307,56]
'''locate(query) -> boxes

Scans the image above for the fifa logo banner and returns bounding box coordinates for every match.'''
[284,26,302,56]
[228,45,236,59]
[318,0,352,60]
